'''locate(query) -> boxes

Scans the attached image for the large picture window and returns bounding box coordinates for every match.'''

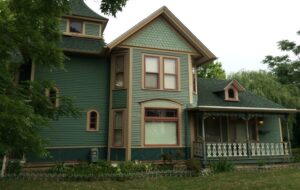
[144,55,179,90]
[144,108,178,145]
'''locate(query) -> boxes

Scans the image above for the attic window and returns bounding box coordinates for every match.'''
[225,87,239,101]
[70,20,83,33]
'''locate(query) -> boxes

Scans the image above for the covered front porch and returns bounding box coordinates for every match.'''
[189,110,292,163]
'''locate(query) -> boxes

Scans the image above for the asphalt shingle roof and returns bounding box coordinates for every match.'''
[197,78,285,109]
[60,36,105,54]
[69,0,108,20]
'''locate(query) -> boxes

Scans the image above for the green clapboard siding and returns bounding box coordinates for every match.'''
[85,23,100,36]
[259,116,282,142]
[112,90,127,109]
[131,48,190,146]
[110,148,126,161]
[35,54,109,147]
[131,148,190,161]
[122,17,196,52]
[60,19,67,32]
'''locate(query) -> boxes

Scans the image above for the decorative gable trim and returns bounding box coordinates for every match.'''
[224,80,245,102]
[107,6,216,65]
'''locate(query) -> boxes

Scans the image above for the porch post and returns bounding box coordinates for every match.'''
[245,115,251,158]
[285,115,292,158]
[202,114,207,163]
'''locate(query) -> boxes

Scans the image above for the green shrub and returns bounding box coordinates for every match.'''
[292,148,300,163]
[210,159,234,173]
[48,162,69,174]
[6,160,21,175]
[185,159,202,173]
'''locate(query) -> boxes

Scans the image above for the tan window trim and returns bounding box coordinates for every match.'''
[143,54,180,91]
[112,110,124,147]
[86,109,100,131]
[163,57,179,90]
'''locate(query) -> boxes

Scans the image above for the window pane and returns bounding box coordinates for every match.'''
[164,75,176,89]
[145,109,177,117]
[164,59,176,74]
[145,122,177,145]
[115,112,122,129]
[228,89,235,98]
[70,21,82,33]
[145,73,158,88]
[145,57,159,73]
[115,73,124,88]
[114,130,122,146]
[116,56,124,72]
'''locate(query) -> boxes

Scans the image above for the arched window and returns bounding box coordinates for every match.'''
[87,110,99,131]
[47,87,59,108]
[228,88,235,99]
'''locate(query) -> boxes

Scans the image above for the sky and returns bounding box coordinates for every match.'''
[85,0,300,74]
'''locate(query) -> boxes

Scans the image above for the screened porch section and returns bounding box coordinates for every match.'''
[192,114,291,161]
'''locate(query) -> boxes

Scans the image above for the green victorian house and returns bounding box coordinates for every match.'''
[28,0,297,164]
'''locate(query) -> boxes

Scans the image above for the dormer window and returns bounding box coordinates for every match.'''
[224,80,245,102]
[70,20,83,33]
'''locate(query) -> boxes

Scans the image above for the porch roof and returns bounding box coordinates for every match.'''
[191,78,297,114]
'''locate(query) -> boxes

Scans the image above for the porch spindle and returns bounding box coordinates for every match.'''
[266,143,270,156]
[233,143,238,156]
[261,143,265,156]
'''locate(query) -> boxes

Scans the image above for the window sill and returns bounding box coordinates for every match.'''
[63,32,102,40]
[142,88,181,92]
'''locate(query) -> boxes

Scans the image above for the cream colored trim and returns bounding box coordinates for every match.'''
[126,48,133,161]
[140,100,183,147]
[142,54,180,91]
[224,86,240,102]
[190,106,298,113]
[30,63,35,81]
[188,54,193,104]
[46,146,107,149]
[63,32,102,39]
[86,109,100,131]
[66,19,70,33]
[107,6,216,60]
[278,117,283,142]
[117,45,198,55]
[82,21,86,35]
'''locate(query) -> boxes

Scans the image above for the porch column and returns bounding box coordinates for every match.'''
[202,114,207,162]
[245,116,251,158]
[285,115,292,158]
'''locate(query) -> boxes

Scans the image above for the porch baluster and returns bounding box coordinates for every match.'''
[233,143,238,156]
[284,142,289,155]
[242,143,247,156]
[275,143,279,155]
[279,143,284,155]
[256,143,261,156]
[207,143,212,158]
[238,143,243,156]
[212,143,217,157]
[228,144,232,157]
[251,143,256,156]
[217,143,222,157]
[265,143,270,156]
[270,143,275,155]
[261,143,265,156]
[222,143,227,157]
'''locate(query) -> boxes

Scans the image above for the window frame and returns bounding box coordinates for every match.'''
[192,67,197,94]
[144,55,160,89]
[114,55,125,89]
[143,54,180,91]
[225,86,239,101]
[46,87,59,108]
[69,19,83,34]
[86,109,100,131]
[144,107,179,146]
[112,110,124,147]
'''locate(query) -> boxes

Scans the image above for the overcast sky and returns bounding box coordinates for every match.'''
[85,0,300,74]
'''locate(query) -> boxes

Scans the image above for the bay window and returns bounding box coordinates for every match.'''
[144,108,178,145]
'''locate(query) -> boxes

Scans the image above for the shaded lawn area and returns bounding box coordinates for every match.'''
[1,168,300,190]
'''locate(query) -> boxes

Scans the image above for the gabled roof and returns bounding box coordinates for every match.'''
[193,78,297,113]
[69,0,108,21]
[107,6,216,64]
[211,79,245,92]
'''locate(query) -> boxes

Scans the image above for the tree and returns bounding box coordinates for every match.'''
[0,0,128,176]
[197,61,226,79]
[262,31,300,88]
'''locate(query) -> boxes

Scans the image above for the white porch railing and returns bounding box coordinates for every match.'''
[193,142,290,158]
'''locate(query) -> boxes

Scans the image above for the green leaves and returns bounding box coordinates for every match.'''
[100,0,128,17]
[197,61,226,80]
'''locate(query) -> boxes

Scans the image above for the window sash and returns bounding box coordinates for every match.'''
[115,55,125,88]
[69,20,83,33]
[164,74,177,89]
[163,58,178,90]
[113,111,123,146]
[145,73,159,89]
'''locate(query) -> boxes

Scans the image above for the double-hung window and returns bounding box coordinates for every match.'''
[115,55,125,89]
[144,108,179,145]
[69,20,83,34]
[144,55,179,90]
[113,111,123,146]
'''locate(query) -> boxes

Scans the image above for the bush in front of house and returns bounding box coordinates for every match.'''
[185,159,202,173]
[292,148,300,163]
[209,159,235,173]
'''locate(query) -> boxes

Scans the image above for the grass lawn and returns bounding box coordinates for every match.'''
[1,168,300,190]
